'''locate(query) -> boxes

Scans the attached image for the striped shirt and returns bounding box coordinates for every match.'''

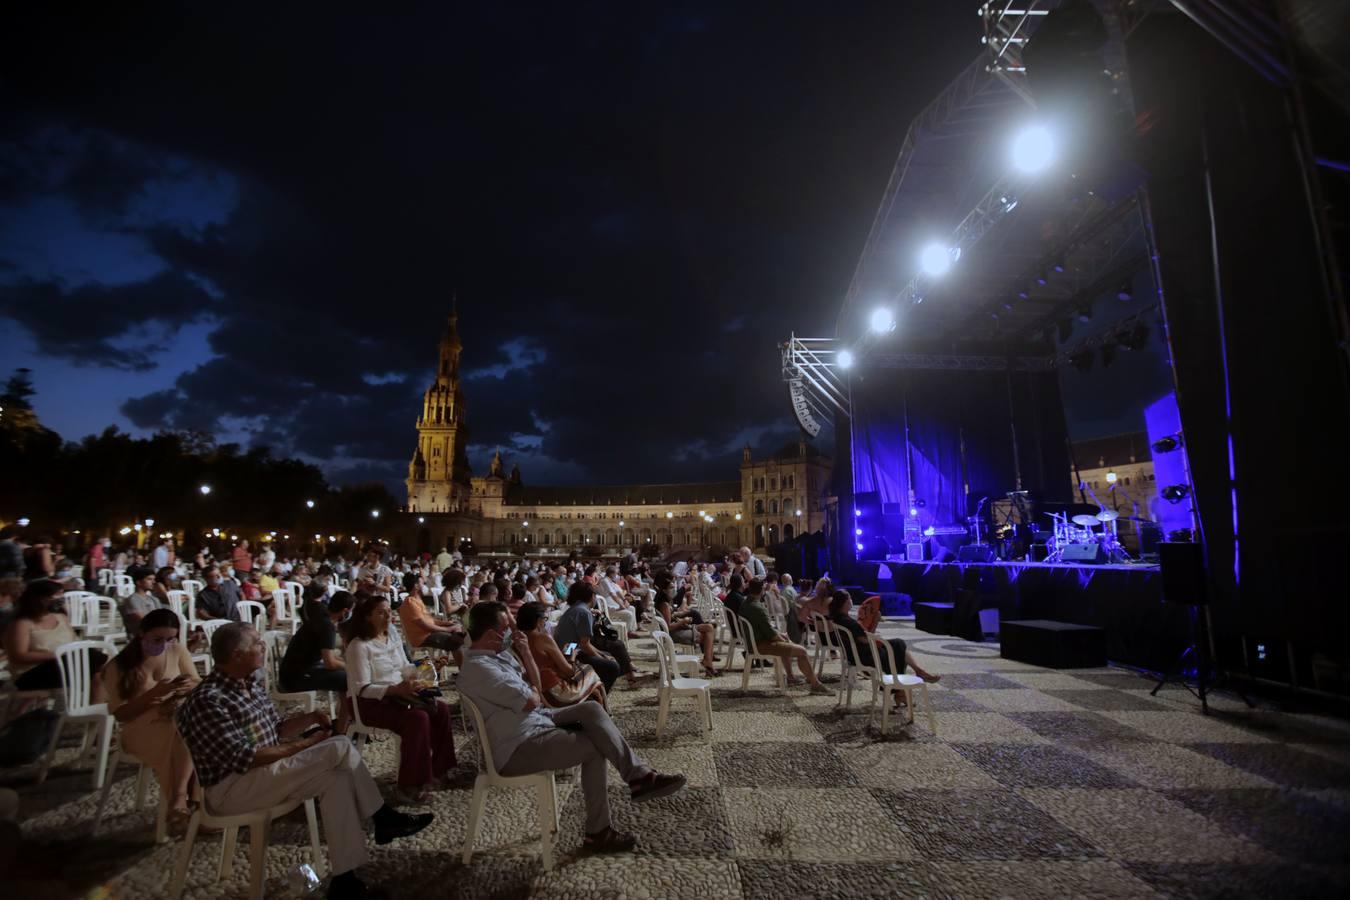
[175,668,280,787]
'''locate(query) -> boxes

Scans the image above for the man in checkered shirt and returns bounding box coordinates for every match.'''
[176,622,431,900]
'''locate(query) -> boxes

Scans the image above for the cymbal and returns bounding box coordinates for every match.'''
[1071,514,1101,528]
[1096,509,1120,522]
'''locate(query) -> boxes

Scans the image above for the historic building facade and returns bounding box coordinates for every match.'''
[403,313,832,555]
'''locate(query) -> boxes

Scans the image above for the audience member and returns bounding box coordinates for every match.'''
[458,601,685,853]
[517,601,607,708]
[653,575,719,676]
[230,539,253,577]
[176,623,432,900]
[281,590,354,733]
[552,582,647,692]
[828,591,940,694]
[120,566,161,635]
[396,572,464,658]
[346,597,457,804]
[741,579,831,694]
[101,608,198,829]
[3,580,106,698]
[195,568,242,622]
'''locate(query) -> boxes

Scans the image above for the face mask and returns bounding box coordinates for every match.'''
[142,637,168,657]
[498,627,513,648]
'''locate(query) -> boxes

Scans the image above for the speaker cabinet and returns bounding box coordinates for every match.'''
[957,544,996,563]
[1060,542,1107,564]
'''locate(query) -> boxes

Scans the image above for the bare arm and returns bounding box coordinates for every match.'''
[3,620,54,666]
[249,730,326,768]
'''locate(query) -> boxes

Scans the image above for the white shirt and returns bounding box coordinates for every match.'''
[153,545,171,569]
[346,634,411,700]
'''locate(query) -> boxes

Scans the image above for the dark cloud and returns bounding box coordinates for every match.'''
[0,269,215,370]
[1,3,981,488]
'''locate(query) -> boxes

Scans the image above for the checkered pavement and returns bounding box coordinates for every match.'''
[13,619,1350,898]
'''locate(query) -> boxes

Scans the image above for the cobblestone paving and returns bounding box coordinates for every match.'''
[6,620,1350,898]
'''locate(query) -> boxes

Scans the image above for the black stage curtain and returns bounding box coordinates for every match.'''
[1127,15,1350,647]
[849,366,1072,530]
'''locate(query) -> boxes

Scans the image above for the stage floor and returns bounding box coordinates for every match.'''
[868,558,1161,574]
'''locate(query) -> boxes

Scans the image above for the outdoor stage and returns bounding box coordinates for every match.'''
[870,559,1190,673]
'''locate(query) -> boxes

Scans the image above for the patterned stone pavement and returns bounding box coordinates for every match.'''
[7,619,1350,898]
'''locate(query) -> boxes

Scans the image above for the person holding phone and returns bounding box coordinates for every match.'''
[517,602,606,709]
[101,607,200,830]
[346,596,457,804]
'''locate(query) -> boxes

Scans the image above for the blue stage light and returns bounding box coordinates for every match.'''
[854,509,861,517]
[909,507,918,517]
[855,528,863,536]
[855,542,864,552]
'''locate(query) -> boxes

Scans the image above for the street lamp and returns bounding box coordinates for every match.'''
[306,499,315,509]
[199,484,212,495]
[734,513,743,521]
[145,518,155,527]
[371,510,380,519]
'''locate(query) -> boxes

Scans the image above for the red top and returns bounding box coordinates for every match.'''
[231,546,253,573]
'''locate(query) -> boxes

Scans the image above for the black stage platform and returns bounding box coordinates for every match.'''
[867,559,1190,672]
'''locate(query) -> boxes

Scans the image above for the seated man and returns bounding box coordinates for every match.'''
[741,578,831,694]
[177,622,431,900]
[281,588,353,733]
[396,572,465,658]
[458,601,685,852]
[594,565,640,632]
[120,565,161,635]
[553,582,647,691]
[195,568,242,622]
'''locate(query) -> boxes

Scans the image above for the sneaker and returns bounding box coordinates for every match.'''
[630,771,687,803]
[373,809,434,845]
[583,827,638,854]
[809,683,833,696]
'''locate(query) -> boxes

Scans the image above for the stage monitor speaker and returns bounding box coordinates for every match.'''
[1159,541,1208,606]
[1060,543,1107,564]
[906,542,925,561]
[957,544,996,563]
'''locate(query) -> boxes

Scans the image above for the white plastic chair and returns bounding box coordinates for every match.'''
[595,600,628,643]
[866,633,937,735]
[168,775,321,900]
[80,596,127,644]
[830,623,879,712]
[166,590,192,619]
[811,612,846,679]
[97,568,115,590]
[346,676,397,752]
[196,620,233,673]
[40,639,117,789]
[271,590,298,634]
[92,743,170,843]
[460,694,559,871]
[111,573,134,599]
[262,631,318,713]
[736,615,785,692]
[180,579,204,610]
[653,631,711,737]
[237,600,268,631]
[64,591,96,633]
[651,614,701,676]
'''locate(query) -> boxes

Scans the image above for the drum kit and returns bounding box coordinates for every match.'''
[1044,507,1130,563]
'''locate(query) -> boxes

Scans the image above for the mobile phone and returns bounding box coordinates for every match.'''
[563,642,578,658]
[300,723,329,739]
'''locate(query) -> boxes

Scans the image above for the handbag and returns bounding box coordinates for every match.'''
[545,663,601,707]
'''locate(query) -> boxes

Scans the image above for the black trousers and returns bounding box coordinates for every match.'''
[281,665,348,694]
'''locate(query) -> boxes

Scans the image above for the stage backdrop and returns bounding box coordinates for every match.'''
[849,366,1072,534]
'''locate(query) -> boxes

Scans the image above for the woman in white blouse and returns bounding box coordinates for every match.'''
[346,596,457,803]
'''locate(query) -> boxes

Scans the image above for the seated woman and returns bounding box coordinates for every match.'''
[517,601,607,709]
[346,596,457,804]
[439,568,469,618]
[828,591,940,705]
[652,575,719,677]
[797,577,833,633]
[100,608,198,830]
[2,580,106,700]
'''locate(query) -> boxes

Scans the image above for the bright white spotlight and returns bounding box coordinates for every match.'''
[919,242,953,277]
[869,307,895,334]
[837,349,855,370]
[1011,125,1055,174]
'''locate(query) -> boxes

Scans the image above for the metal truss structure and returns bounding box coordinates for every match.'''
[780,336,849,430]
[870,352,1054,372]
[980,1,1053,105]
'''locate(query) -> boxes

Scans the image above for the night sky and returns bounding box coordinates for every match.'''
[1,4,1162,494]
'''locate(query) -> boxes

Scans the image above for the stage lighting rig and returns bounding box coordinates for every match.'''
[869,307,896,334]
[1151,433,1183,453]
[1161,484,1191,503]
[836,349,855,370]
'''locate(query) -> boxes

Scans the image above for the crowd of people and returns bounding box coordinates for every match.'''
[0,530,937,898]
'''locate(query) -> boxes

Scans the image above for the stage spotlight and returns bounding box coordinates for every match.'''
[855,542,864,552]
[1161,484,1191,503]
[869,307,895,334]
[1011,125,1055,174]
[837,349,855,370]
[919,242,953,277]
[909,507,918,517]
[1069,349,1095,372]
[1117,280,1133,301]
[1151,433,1183,453]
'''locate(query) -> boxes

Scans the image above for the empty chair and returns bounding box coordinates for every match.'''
[866,633,937,735]
[81,596,127,644]
[64,591,95,633]
[40,639,118,789]
[459,694,559,871]
[653,631,711,737]
[237,600,268,631]
[736,615,785,692]
[650,615,700,676]
[271,589,297,633]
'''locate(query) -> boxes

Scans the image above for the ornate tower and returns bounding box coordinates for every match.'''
[406,307,472,513]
